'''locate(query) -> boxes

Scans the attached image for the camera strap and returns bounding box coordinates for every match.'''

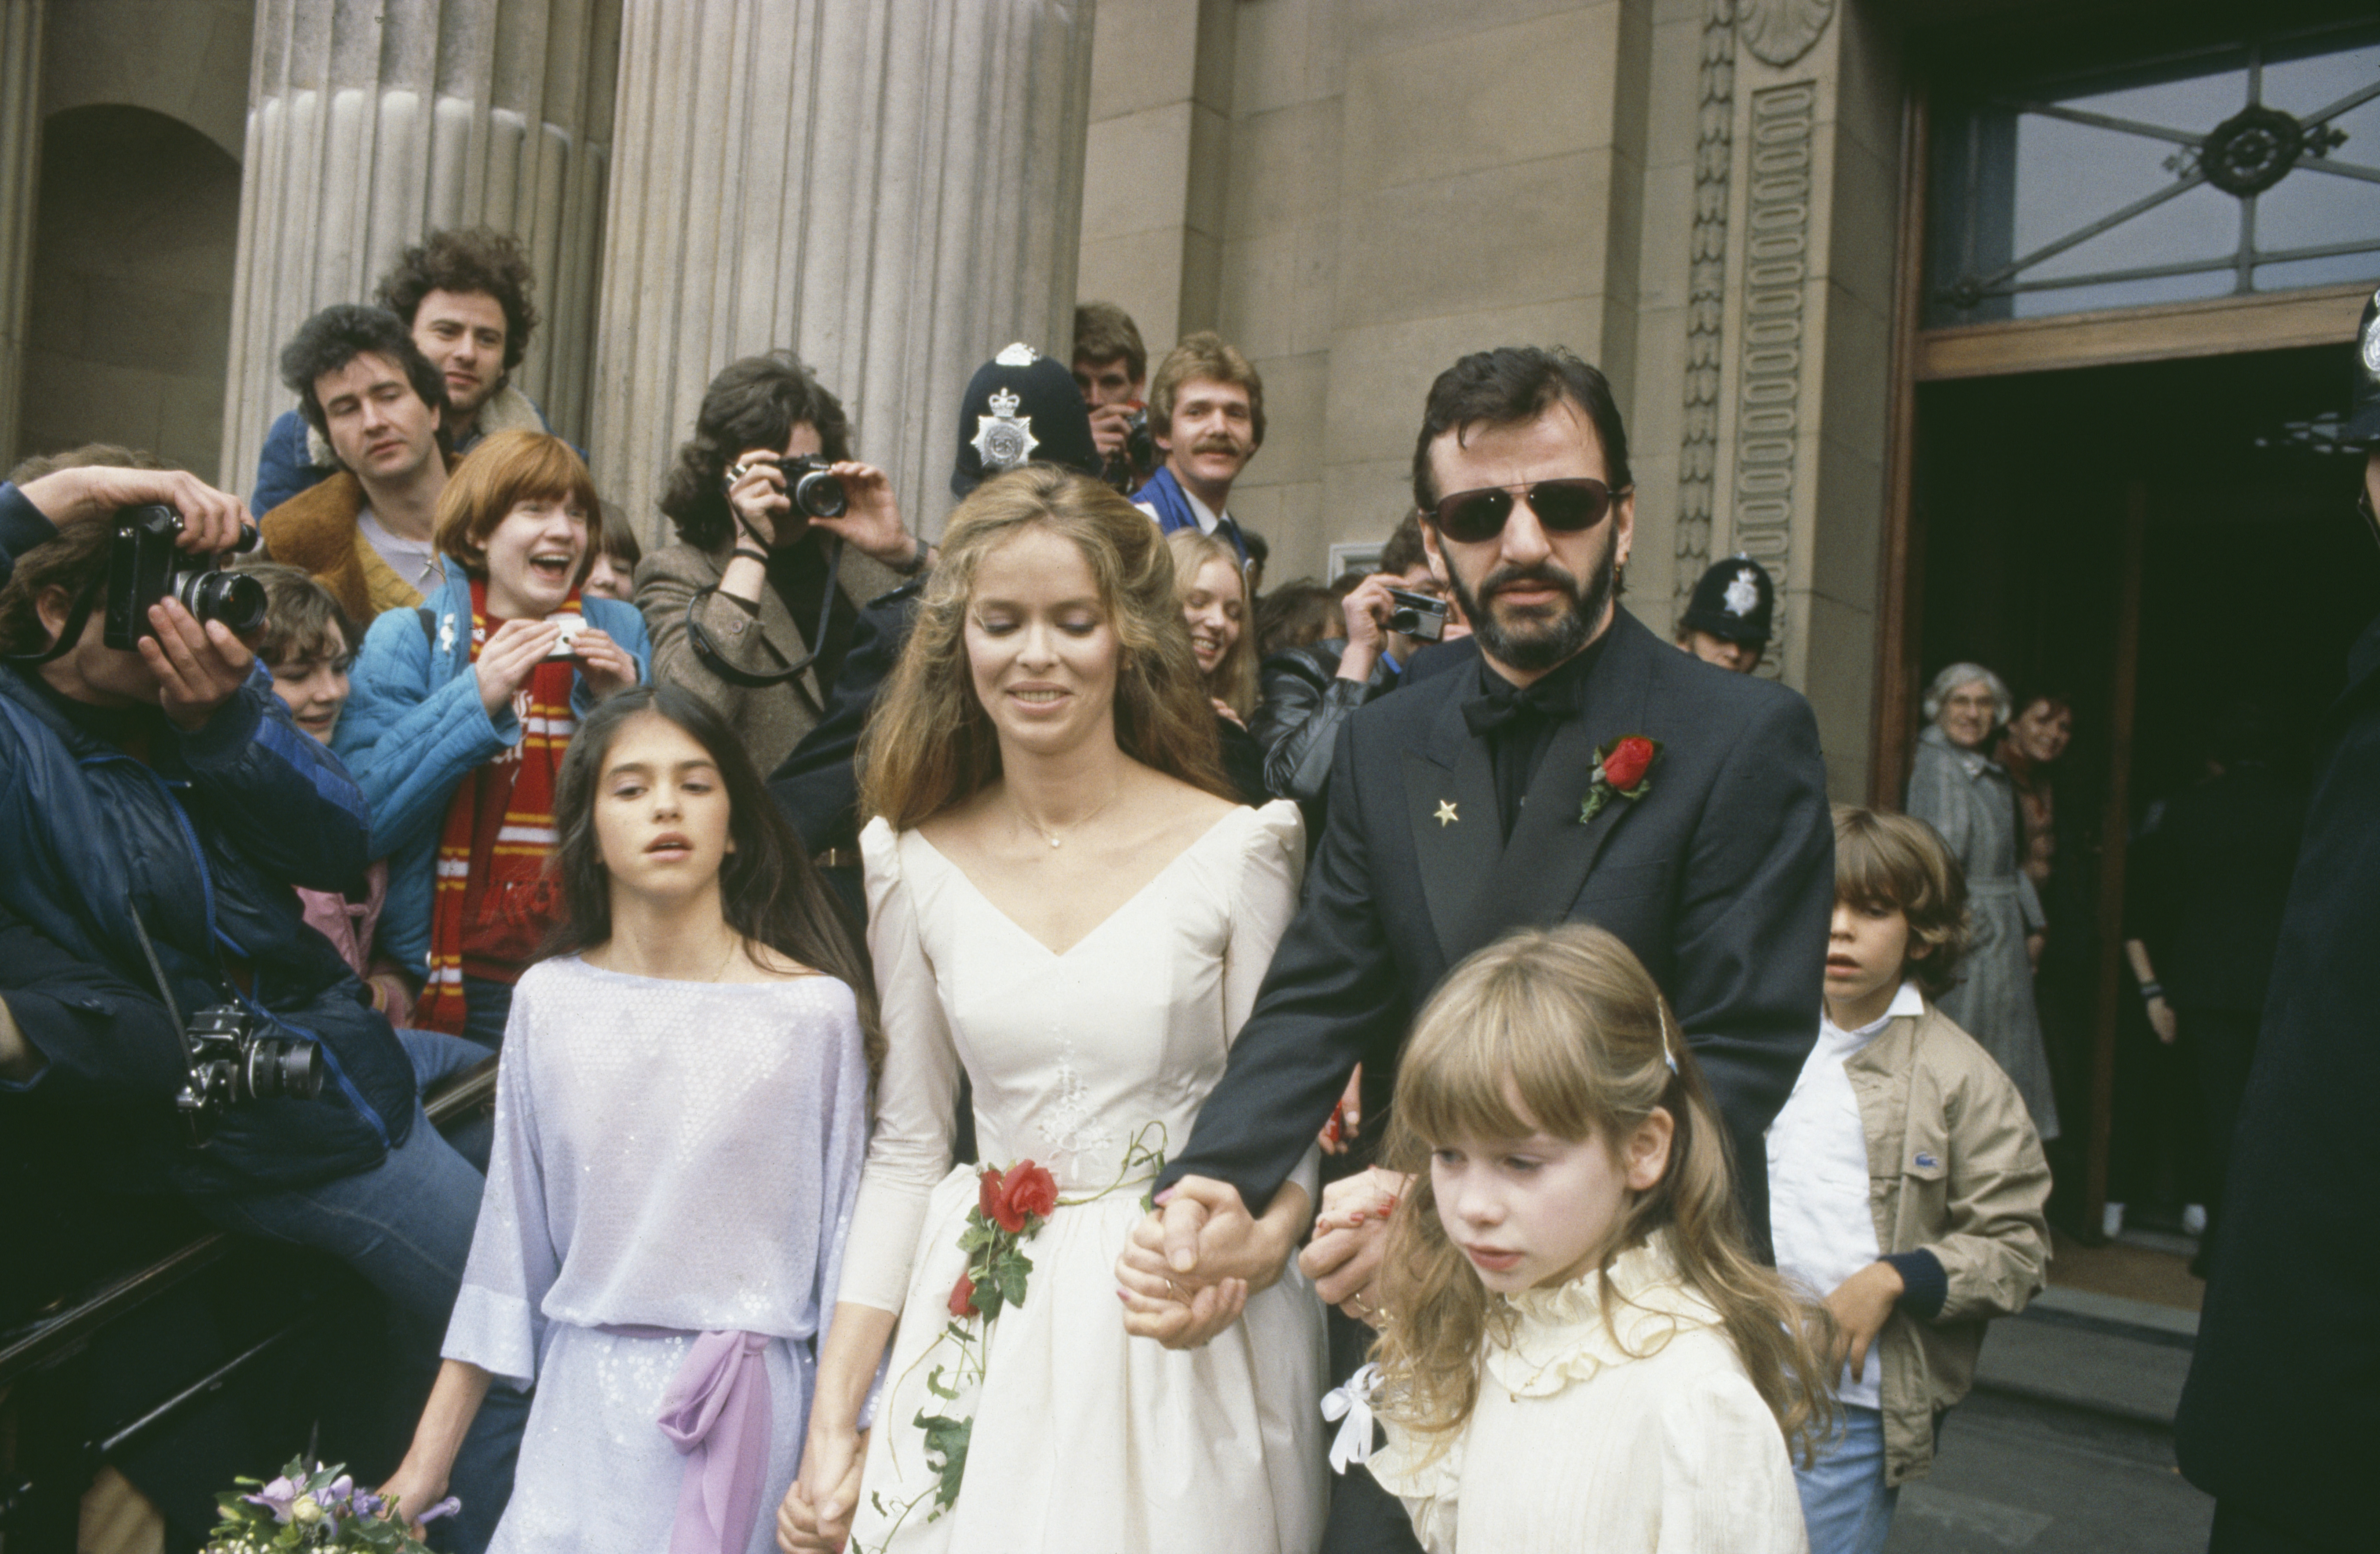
[0,572,103,667]
[683,533,844,690]
[124,901,204,1076]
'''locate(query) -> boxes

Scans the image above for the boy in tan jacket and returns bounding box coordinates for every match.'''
[1768,805,2053,1554]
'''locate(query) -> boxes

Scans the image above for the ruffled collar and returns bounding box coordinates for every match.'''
[1485,1233,1720,1398]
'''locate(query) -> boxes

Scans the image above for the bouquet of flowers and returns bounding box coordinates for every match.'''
[204,1456,456,1553]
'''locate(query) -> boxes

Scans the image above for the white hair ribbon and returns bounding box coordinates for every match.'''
[1321,1363,1382,1473]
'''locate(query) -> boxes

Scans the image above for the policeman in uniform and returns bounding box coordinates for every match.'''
[1675,552,1775,672]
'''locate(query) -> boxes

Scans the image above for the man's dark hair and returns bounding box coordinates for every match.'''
[659,353,854,550]
[374,226,540,372]
[0,518,113,656]
[1380,510,1428,576]
[1410,347,1633,514]
[250,562,361,669]
[1073,301,1148,384]
[278,304,450,445]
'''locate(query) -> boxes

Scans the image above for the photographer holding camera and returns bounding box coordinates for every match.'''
[1251,512,1464,810]
[635,353,930,776]
[0,453,525,1549]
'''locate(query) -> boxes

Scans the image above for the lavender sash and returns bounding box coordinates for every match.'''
[605,1326,774,1554]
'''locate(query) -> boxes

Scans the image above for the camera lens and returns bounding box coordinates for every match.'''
[1388,608,1422,635]
[244,1036,324,1102]
[178,569,268,635]
[792,468,848,520]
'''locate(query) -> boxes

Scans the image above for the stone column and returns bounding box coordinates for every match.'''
[590,0,1095,540]
[0,0,44,469]
[221,0,621,497]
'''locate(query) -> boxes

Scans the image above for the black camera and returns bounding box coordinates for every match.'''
[1385,587,1450,642]
[176,1003,324,1142]
[104,504,264,650]
[729,456,848,521]
[1104,404,1157,494]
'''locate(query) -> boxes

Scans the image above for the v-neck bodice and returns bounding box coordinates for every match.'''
[906,808,1245,959]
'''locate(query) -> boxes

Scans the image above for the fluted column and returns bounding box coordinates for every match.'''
[591,0,1094,539]
[221,0,621,496]
[0,0,44,469]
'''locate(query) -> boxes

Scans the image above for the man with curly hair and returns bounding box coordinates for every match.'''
[250,227,557,515]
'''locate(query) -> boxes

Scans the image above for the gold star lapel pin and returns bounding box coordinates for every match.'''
[1434,799,1459,827]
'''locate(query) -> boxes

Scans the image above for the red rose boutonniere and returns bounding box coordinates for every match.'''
[1581,735,1661,824]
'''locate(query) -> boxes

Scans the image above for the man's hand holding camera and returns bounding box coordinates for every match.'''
[724,449,928,573]
[20,466,248,554]
[143,598,257,731]
[1338,573,1446,684]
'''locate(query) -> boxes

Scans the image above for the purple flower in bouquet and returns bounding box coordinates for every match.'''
[416,1496,462,1526]
[350,1488,386,1520]
[243,1476,299,1523]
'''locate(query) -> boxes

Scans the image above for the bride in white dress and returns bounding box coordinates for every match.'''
[778,467,1326,1554]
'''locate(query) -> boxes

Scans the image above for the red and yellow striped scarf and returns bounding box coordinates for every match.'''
[416,576,578,1035]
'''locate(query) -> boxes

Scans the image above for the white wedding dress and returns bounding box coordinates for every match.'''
[837,802,1327,1554]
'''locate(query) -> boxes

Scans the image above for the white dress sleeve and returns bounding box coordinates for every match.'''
[442,988,558,1390]
[1226,801,1320,1208]
[1653,1370,1811,1554]
[836,818,965,1315]
[1370,1415,1466,1554]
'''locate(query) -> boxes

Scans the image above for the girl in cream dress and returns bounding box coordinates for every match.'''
[1341,925,1829,1554]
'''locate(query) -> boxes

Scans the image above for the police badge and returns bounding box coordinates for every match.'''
[971,386,1040,474]
[1723,566,1762,617]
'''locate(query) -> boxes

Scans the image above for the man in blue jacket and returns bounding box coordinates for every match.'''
[0,460,522,1549]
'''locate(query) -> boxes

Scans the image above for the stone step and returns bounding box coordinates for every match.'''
[1971,1287,2197,1427]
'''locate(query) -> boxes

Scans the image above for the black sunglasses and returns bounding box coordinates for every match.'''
[1431,478,1628,545]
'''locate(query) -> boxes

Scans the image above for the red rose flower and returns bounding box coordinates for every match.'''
[1003,1161,1059,1224]
[949,1271,977,1318]
[1602,736,1656,793]
[978,1166,1010,1226]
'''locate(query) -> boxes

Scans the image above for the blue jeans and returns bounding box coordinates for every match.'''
[1795,1403,1898,1554]
[460,975,514,1051]
[192,1028,525,1554]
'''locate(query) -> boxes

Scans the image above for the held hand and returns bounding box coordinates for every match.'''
[19,466,248,553]
[1117,1259,1250,1350]
[568,625,639,700]
[141,600,254,731]
[1823,1260,1905,1383]
[475,619,561,717]
[727,447,793,548]
[1302,1168,1406,1317]
[1154,1175,1278,1284]
[376,1460,447,1541]
[778,1424,865,1552]
[811,462,919,570]
[2147,996,2178,1045]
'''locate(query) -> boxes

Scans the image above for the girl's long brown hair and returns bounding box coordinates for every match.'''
[544,685,884,1088]
[1164,528,1257,721]
[1371,924,1836,1463]
[859,465,1232,829]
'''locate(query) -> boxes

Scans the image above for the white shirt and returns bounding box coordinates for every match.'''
[1767,980,1924,1409]
[357,505,444,594]
[1133,481,1231,538]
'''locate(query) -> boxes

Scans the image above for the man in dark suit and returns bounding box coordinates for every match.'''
[1120,347,1832,1548]
[2175,302,2380,1554]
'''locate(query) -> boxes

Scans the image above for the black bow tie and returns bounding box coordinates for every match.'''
[1462,682,1566,738]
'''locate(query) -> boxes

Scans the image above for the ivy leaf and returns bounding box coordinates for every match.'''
[997,1259,1029,1312]
[925,1362,958,1401]
[915,1410,973,1512]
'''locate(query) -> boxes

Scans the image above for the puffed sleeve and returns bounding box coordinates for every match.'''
[1225,801,1320,1207]
[1654,1370,1809,1554]
[1369,1418,1465,1554]
[836,819,965,1314]
[442,990,558,1390]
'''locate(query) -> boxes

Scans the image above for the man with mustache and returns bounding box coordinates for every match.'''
[258,304,454,623]
[1120,347,1834,1552]
[1133,331,1263,565]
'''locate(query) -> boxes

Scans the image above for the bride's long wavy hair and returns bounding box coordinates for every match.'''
[1369,925,1836,1463]
[859,465,1231,829]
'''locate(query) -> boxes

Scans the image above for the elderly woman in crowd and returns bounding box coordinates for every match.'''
[1906,662,2061,1139]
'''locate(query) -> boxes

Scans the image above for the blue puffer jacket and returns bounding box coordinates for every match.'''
[0,663,420,1195]
[336,563,650,977]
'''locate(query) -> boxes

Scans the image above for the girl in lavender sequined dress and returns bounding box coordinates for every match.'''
[379,686,881,1554]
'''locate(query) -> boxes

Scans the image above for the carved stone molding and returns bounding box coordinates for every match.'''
[1730,81,1818,666]
[1740,0,1833,68]
[1674,0,1736,616]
